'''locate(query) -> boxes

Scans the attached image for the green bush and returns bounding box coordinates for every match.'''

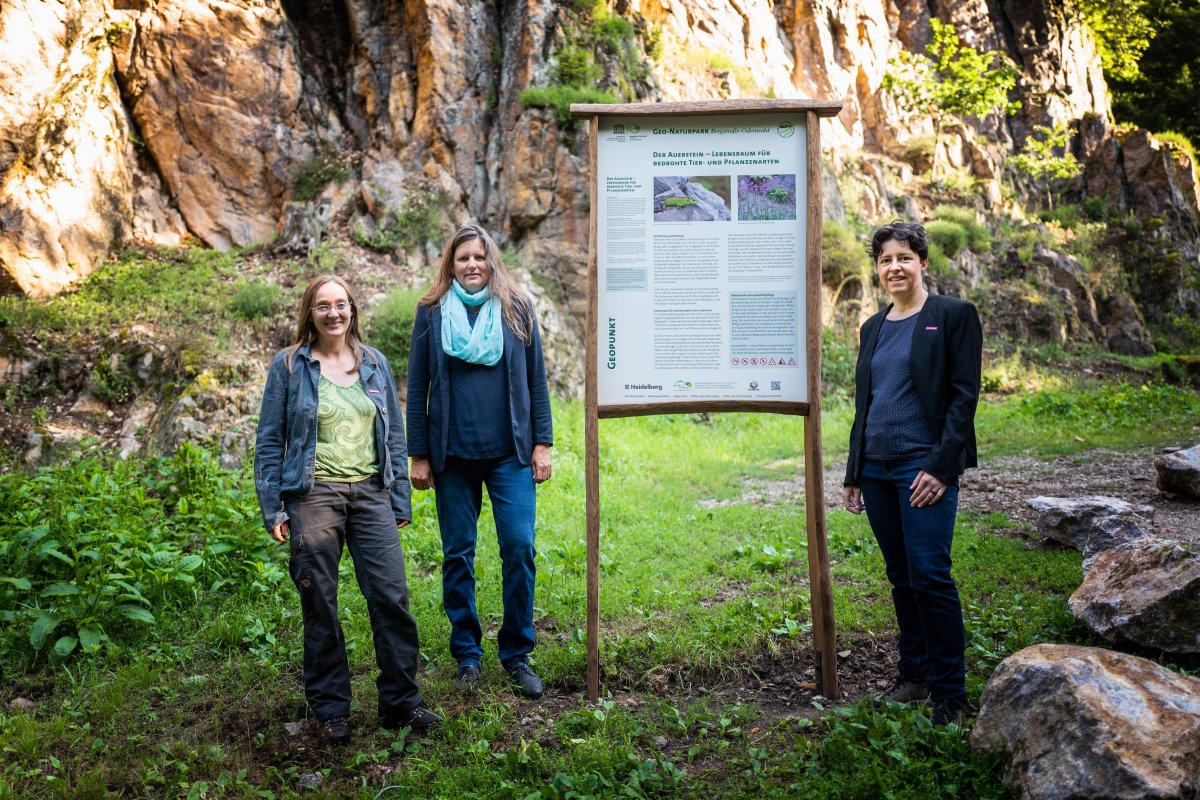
[931,205,991,251]
[0,444,279,666]
[353,185,448,254]
[924,219,968,259]
[293,150,350,203]
[927,241,951,275]
[229,279,285,321]
[821,219,867,288]
[365,287,427,379]
[1156,130,1197,164]
[518,85,619,128]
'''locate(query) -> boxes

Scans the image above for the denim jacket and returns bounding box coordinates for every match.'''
[253,344,412,532]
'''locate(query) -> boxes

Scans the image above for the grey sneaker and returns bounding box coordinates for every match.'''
[507,662,544,699]
[455,663,481,690]
[873,676,930,708]
[319,716,351,745]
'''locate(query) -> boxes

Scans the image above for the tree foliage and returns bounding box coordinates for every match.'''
[1109,0,1200,148]
[882,18,1021,178]
[1072,0,1155,83]
[1009,123,1082,211]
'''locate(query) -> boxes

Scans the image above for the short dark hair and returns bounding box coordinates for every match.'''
[868,220,929,262]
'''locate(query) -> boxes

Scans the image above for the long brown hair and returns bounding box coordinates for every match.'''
[419,225,533,343]
[285,274,368,372]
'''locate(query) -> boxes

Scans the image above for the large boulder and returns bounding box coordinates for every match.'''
[1155,445,1200,499]
[1070,536,1200,654]
[1026,495,1154,551]
[1081,514,1152,572]
[972,643,1200,800]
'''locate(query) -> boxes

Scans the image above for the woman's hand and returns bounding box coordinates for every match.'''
[411,457,435,491]
[532,444,552,484]
[842,485,865,514]
[271,521,290,543]
[909,470,947,507]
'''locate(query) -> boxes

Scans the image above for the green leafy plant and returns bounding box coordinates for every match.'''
[0,444,278,664]
[883,19,1021,179]
[353,183,448,254]
[931,205,991,251]
[364,287,427,382]
[924,219,969,259]
[228,278,285,321]
[292,150,351,203]
[662,197,698,207]
[1009,123,1082,211]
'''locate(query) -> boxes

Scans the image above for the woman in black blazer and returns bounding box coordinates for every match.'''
[841,221,982,725]
[406,225,553,700]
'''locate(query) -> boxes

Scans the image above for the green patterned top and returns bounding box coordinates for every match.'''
[314,376,379,482]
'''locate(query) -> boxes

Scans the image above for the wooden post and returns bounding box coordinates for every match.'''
[584,114,602,703]
[803,111,839,699]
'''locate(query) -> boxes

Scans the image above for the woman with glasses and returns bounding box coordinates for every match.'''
[254,274,441,745]
[406,225,553,699]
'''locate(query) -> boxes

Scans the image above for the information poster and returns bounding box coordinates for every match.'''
[596,114,808,405]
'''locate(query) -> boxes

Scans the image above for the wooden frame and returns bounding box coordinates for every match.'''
[574,99,842,702]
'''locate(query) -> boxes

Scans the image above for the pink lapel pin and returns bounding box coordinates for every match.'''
[925,326,938,331]
[368,389,381,394]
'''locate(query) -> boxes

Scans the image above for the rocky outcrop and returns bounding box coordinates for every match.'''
[1070,536,1200,654]
[113,0,339,250]
[1155,445,1200,500]
[0,0,185,296]
[1026,495,1154,551]
[972,644,1200,800]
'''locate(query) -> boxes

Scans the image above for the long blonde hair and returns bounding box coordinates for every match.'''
[285,274,368,372]
[419,225,533,343]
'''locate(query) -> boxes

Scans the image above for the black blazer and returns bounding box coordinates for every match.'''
[844,293,982,486]
[406,300,554,472]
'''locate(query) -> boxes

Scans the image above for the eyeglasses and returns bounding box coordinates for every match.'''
[313,302,353,314]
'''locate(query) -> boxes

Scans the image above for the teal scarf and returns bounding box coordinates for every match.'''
[440,280,504,366]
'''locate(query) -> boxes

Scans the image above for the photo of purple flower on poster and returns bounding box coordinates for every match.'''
[737,174,797,221]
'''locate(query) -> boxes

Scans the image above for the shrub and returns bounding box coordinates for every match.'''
[353,184,448,254]
[365,288,427,380]
[1083,195,1109,221]
[229,279,285,321]
[1156,130,1197,164]
[518,85,619,128]
[931,204,991,251]
[0,444,278,666]
[927,241,951,275]
[293,150,350,203]
[924,219,968,258]
[821,219,866,289]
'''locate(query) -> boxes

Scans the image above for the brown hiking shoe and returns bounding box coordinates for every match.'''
[873,677,930,708]
[319,716,351,745]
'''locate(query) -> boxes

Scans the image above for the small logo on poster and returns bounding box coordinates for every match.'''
[778,121,795,138]
[771,381,781,391]
[749,381,760,391]
[614,124,625,134]
[673,379,693,390]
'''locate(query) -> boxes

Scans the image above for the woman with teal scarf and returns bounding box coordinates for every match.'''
[406,225,554,700]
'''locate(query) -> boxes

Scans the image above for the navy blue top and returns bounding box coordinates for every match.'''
[446,309,513,459]
[864,315,936,460]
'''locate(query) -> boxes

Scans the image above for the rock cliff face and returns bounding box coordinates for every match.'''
[1,0,1197,330]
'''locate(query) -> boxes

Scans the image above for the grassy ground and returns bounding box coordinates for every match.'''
[2,379,1198,799]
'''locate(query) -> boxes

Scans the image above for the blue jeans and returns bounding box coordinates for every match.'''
[434,453,537,669]
[859,457,966,701]
[284,477,423,720]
